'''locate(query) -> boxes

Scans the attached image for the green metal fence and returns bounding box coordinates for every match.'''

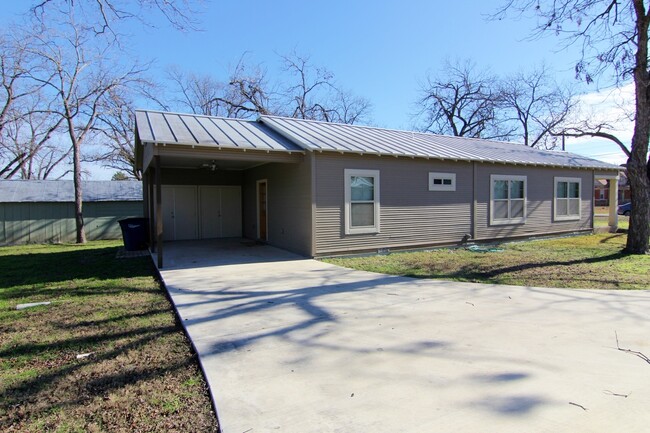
[0,201,143,244]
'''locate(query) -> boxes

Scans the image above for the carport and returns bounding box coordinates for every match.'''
[135,110,305,268]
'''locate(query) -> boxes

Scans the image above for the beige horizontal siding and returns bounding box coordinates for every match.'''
[314,154,473,254]
[314,154,596,255]
[474,164,593,240]
[243,154,313,256]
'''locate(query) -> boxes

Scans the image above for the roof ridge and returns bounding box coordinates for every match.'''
[259,115,619,170]
[135,109,258,123]
[258,114,532,147]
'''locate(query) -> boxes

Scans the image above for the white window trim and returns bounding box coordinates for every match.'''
[554,177,582,221]
[428,172,456,191]
[344,169,380,235]
[489,174,527,226]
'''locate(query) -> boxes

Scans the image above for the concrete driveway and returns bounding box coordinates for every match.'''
[157,240,650,433]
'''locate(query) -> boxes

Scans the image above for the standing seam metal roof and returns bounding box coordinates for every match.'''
[259,115,620,170]
[134,110,620,170]
[0,180,143,203]
[135,110,303,152]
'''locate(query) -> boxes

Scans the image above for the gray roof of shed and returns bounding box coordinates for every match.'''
[0,180,142,203]
[135,110,303,152]
[259,115,620,170]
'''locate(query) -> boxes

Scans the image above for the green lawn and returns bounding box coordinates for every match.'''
[324,233,650,290]
[594,214,629,230]
[0,241,218,432]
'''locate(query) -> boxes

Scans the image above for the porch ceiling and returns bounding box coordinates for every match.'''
[157,153,270,171]
[149,144,305,172]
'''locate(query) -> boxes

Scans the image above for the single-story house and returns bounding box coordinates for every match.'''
[0,180,143,244]
[134,110,621,268]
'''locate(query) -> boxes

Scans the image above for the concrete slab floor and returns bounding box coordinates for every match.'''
[156,240,650,433]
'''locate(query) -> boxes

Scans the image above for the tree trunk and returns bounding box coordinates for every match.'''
[67,117,86,244]
[626,161,650,254]
[72,137,86,244]
[626,0,650,254]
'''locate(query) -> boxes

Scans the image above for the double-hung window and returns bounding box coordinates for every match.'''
[554,177,581,221]
[490,175,527,225]
[344,169,380,234]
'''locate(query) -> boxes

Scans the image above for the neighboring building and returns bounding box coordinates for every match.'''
[0,180,143,244]
[134,110,620,266]
[594,172,630,206]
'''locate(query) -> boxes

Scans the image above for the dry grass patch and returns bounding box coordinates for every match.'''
[0,241,218,432]
[325,233,649,290]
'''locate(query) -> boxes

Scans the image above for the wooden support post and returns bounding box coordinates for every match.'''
[155,155,163,268]
[148,170,155,252]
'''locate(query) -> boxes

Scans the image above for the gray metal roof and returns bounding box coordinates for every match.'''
[135,110,303,153]
[0,180,143,203]
[259,115,620,170]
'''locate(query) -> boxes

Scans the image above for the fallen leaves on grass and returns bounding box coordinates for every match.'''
[325,234,650,290]
[0,241,218,432]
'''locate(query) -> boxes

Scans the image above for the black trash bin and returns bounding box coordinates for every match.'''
[118,217,149,251]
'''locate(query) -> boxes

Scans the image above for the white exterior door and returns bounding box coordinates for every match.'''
[162,186,198,241]
[199,186,221,239]
[219,186,242,237]
[199,186,242,239]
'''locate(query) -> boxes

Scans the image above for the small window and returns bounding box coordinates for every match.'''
[554,177,581,221]
[344,169,380,235]
[490,175,527,225]
[429,172,456,191]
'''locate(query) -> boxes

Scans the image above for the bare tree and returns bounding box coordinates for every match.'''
[415,59,510,139]
[28,16,147,243]
[2,92,67,179]
[496,0,649,254]
[281,54,326,119]
[93,87,141,179]
[500,65,577,149]
[162,53,371,124]
[280,52,371,124]
[224,59,275,117]
[328,89,372,125]
[163,57,277,118]
[0,33,41,175]
[166,66,229,116]
[30,0,204,35]
[282,53,337,121]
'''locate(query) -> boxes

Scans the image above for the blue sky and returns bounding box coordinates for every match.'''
[1,1,632,178]
[128,0,587,129]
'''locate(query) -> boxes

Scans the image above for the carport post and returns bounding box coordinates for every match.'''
[148,170,155,252]
[155,155,163,268]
